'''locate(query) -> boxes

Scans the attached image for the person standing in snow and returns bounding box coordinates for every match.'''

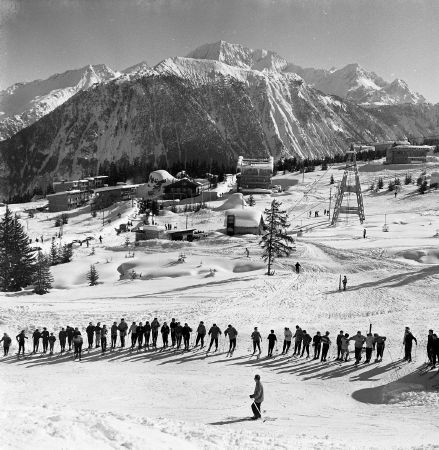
[403,327,417,362]
[128,321,138,349]
[295,262,301,274]
[118,318,128,348]
[101,325,108,352]
[161,322,170,349]
[66,326,74,351]
[341,333,350,362]
[110,322,118,349]
[86,322,95,349]
[301,330,312,358]
[336,330,344,361]
[224,324,238,354]
[431,334,439,369]
[136,322,144,350]
[293,325,303,356]
[32,328,41,353]
[151,318,160,349]
[170,318,177,347]
[182,323,192,351]
[320,331,331,362]
[73,333,83,361]
[251,327,262,355]
[245,248,250,258]
[99,235,102,244]
[143,321,151,349]
[349,331,366,365]
[365,333,375,363]
[207,324,222,353]
[342,276,348,291]
[313,331,322,360]
[48,333,56,355]
[59,328,67,353]
[175,322,183,349]
[16,331,28,356]
[363,228,367,239]
[267,330,277,357]
[195,321,206,348]
[249,374,264,420]
[427,329,434,365]
[373,333,386,362]
[282,327,293,355]
[41,327,49,353]
[94,322,102,348]
[1,333,12,356]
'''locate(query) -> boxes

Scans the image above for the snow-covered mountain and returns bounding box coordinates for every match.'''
[189,41,426,105]
[0,64,120,140]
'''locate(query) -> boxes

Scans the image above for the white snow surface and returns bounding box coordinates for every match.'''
[2,164,439,448]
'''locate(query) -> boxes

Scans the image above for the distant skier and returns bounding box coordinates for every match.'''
[207,324,222,352]
[86,322,95,349]
[224,324,238,354]
[48,333,56,355]
[16,330,28,356]
[182,323,192,350]
[245,248,250,258]
[95,322,102,348]
[301,330,312,358]
[1,333,12,356]
[66,326,74,351]
[151,318,160,349]
[313,331,322,360]
[110,322,118,349]
[267,330,277,357]
[59,328,67,353]
[293,325,303,356]
[161,322,170,349]
[342,275,347,291]
[282,327,292,355]
[365,333,375,363]
[320,331,331,362]
[170,318,177,347]
[99,235,103,244]
[373,333,386,362]
[128,321,138,349]
[32,329,41,353]
[349,331,366,365]
[295,262,301,274]
[175,322,183,349]
[118,318,128,348]
[336,330,344,360]
[341,333,350,361]
[249,374,264,420]
[195,321,206,348]
[403,327,417,362]
[136,322,144,350]
[363,228,367,239]
[41,327,49,353]
[251,327,262,355]
[427,329,434,365]
[143,321,151,349]
[101,325,108,352]
[432,334,439,369]
[73,333,83,361]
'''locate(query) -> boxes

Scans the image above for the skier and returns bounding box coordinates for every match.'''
[249,374,264,420]
[342,276,347,291]
[16,330,28,356]
[349,331,366,365]
[151,318,160,349]
[427,329,434,365]
[32,328,41,353]
[170,318,177,347]
[1,333,12,356]
[195,321,206,348]
[66,326,74,351]
[373,333,386,362]
[251,327,262,355]
[110,322,118,349]
[293,325,303,356]
[118,318,128,348]
[73,333,83,361]
[143,321,151,349]
[267,330,277,357]
[321,331,331,362]
[245,248,250,258]
[128,321,138,349]
[86,322,95,349]
[175,322,183,349]
[365,333,375,363]
[41,327,49,353]
[161,322,170,349]
[99,235,102,244]
[101,325,108,352]
[341,333,350,362]
[301,330,312,358]
[363,228,367,239]
[313,331,322,360]
[336,330,344,360]
[73,327,81,337]
[295,262,301,274]
[282,327,293,355]
[182,323,192,350]
[95,322,102,348]
[403,327,417,362]
[59,328,67,353]
[224,324,238,354]
[48,333,56,354]
[136,322,144,350]
[207,323,222,353]
[432,334,439,368]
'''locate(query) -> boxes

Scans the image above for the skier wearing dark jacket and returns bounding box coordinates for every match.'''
[403,327,417,362]
[110,322,118,349]
[151,318,160,348]
[320,332,331,362]
[118,319,128,347]
[182,323,192,350]
[143,321,151,348]
[267,330,277,357]
[1,333,12,356]
[373,334,386,362]
[427,329,434,365]
[195,321,206,348]
[301,331,312,358]
[59,328,67,353]
[349,331,366,364]
[224,325,238,353]
[207,324,222,352]
[48,333,56,354]
[95,322,102,348]
[128,322,138,349]
[86,323,95,349]
[41,328,49,353]
[336,331,344,360]
[66,326,74,350]
[251,327,262,354]
[136,323,144,349]
[313,332,322,359]
[32,329,41,353]
[175,322,183,349]
[16,331,28,356]
[161,322,170,348]
[293,326,303,356]
[170,318,177,347]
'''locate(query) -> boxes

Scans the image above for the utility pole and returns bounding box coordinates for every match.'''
[328,187,332,221]
[102,208,105,227]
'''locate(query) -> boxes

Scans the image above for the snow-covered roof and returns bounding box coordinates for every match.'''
[149,170,176,183]
[224,208,263,227]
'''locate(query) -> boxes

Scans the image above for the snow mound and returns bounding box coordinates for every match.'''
[395,249,439,264]
[215,193,247,211]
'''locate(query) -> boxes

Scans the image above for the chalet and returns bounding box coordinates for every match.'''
[163,178,202,200]
[224,209,265,235]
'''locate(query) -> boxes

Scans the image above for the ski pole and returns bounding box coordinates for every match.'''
[252,401,262,418]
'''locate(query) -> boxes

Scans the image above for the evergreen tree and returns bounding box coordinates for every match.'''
[259,200,295,276]
[330,175,335,185]
[60,244,73,264]
[86,264,99,286]
[50,240,59,265]
[404,173,412,185]
[33,251,53,295]
[377,177,384,189]
[248,194,256,207]
[419,180,428,194]
[0,207,36,292]
[388,180,395,192]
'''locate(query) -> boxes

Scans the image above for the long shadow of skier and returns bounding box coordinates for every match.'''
[209,417,254,425]
[349,360,403,381]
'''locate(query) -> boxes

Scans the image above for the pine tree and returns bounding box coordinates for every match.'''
[404,173,412,185]
[259,200,295,276]
[330,175,335,185]
[377,177,384,189]
[248,194,256,207]
[50,240,59,265]
[60,244,73,264]
[33,251,53,295]
[0,207,36,292]
[86,264,99,286]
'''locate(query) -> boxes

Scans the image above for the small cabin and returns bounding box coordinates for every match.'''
[224,209,265,236]
[167,229,197,241]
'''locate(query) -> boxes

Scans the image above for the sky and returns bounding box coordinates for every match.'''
[1,0,438,102]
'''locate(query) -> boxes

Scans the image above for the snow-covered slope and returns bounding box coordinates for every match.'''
[0,64,120,140]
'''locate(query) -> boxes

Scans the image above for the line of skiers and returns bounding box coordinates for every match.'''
[2,322,436,366]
